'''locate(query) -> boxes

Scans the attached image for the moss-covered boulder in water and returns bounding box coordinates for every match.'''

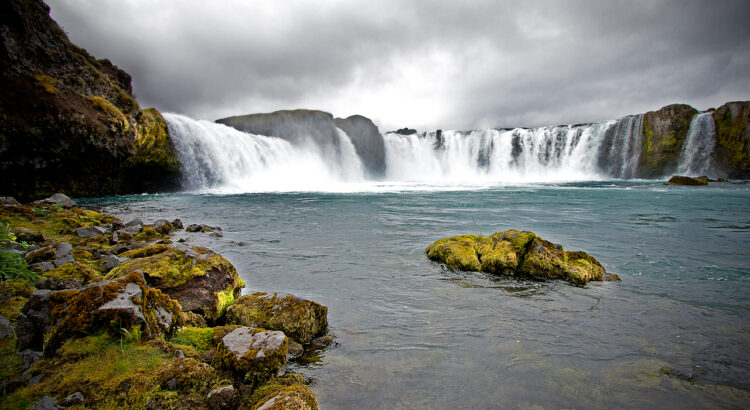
[712,101,750,178]
[106,244,245,322]
[16,271,181,355]
[225,292,328,344]
[249,373,319,410]
[425,230,619,285]
[425,234,482,271]
[665,175,709,186]
[215,327,287,387]
[638,104,699,178]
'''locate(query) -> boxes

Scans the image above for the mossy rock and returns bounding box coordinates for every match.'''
[248,373,319,410]
[426,230,619,285]
[16,271,181,355]
[665,175,709,186]
[215,327,287,388]
[106,245,245,322]
[45,261,104,285]
[425,234,482,271]
[170,326,214,352]
[225,292,328,344]
[0,333,213,409]
[0,203,119,243]
[638,104,699,178]
[0,279,35,322]
[712,101,750,178]
[518,237,568,280]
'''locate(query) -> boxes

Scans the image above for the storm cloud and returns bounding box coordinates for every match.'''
[48,0,750,131]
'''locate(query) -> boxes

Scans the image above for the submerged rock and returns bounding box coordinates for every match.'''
[225,292,328,344]
[426,230,619,285]
[665,175,709,186]
[105,245,245,322]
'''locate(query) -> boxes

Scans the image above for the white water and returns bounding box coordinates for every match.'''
[164,110,720,193]
[677,112,716,176]
[165,113,366,193]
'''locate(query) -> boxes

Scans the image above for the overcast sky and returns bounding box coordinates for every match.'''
[48,0,750,131]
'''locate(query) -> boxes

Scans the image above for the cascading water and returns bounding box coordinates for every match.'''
[164,109,721,193]
[165,113,366,193]
[677,112,716,176]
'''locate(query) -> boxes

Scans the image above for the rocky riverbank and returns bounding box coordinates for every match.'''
[0,194,329,409]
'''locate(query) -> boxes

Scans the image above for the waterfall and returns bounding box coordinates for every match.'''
[163,110,686,193]
[677,112,716,176]
[165,113,365,193]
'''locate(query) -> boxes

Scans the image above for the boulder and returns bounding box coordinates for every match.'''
[75,226,106,238]
[58,391,85,407]
[226,292,328,344]
[334,115,386,177]
[186,224,217,233]
[206,385,240,410]
[665,175,709,186]
[35,276,82,290]
[25,245,56,264]
[35,193,77,209]
[152,219,176,235]
[426,230,619,285]
[0,196,21,206]
[16,271,181,355]
[0,314,13,339]
[249,373,318,410]
[11,228,44,244]
[215,327,287,387]
[103,254,129,271]
[105,245,245,321]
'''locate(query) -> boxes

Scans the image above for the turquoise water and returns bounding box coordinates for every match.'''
[83,181,750,408]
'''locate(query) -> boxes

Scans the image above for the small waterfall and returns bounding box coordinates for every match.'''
[677,112,716,176]
[599,115,644,179]
[165,113,365,192]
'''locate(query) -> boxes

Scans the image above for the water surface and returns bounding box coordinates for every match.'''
[83,181,750,409]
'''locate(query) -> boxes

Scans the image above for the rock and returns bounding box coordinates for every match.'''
[425,234,483,271]
[712,101,750,179]
[249,373,318,410]
[75,226,107,238]
[35,276,82,290]
[171,219,184,230]
[16,271,181,355]
[182,311,208,328]
[226,292,328,344]
[58,391,85,407]
[215,327,287,386]
[717,177,729,182]
[665,175,709,186]
[0,314,13,339]
[25,246,56,264]
[36,193,77,209]
[155,357,215,393]
[0,196,21,206]
[186,224,216,233]
[152,219,176,234]
[389,127,418,135]
[334,115,386,177]
[206,385,240,410]
[32,395,58,410]
[287,339,304,358]
[20,349,43,370]
[56,242,73,257]
[637,104,699,178]
[103,254,129,271]
[52,254,75,268]
[121,219,144,234]
[11,228,44,244]
[310,334,336,348]
[105,245,245,322]
[426,230,619,285]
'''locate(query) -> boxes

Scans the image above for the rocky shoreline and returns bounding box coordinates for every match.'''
[0,193,329,409]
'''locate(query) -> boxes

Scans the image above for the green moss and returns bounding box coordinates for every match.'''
[169,327,214,352]
[425,235,482,271]
[34,74,59,95]
[0,204,119,242]
[249,373,319,410]
[89,95,130,131]
[0,336,23,383]
[215,286,237,319]
[0,295,29,322]
[45,261,104,284]
[214,328,288,388]
[130,108,180,173]
[120,244,172,259]
[133,226,165,242]
[225,293,328,344]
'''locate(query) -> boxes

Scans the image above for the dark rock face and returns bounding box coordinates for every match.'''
[217,109,387,177]
[638,104,699,178]
[0,0,180,201]
[334,115,386,177]
[712,101,750,178]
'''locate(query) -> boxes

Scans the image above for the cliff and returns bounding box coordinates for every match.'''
[712,101,750,178]
[0,0,180,201]
[638,104,699,178]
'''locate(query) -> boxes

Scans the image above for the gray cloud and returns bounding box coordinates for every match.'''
[48,0,750,131]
